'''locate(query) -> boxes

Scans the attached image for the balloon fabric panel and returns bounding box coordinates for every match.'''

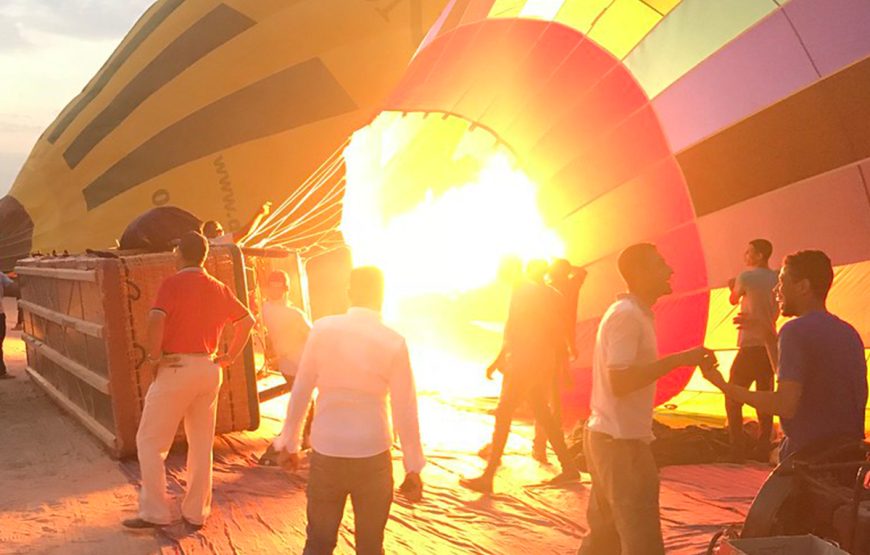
[678,56,870,218]
[624,0,778,98]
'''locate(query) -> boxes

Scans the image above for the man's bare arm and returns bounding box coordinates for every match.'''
[723,380,801,418]
[145,310,166,362]
[610,348,709,397]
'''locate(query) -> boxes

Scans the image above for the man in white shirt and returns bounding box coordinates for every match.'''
[257,270,313,465]
[276,266,424,554]
[0,272,14,379]
[578,243,714,555]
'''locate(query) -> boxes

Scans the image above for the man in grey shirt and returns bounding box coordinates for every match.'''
[727,239,779,461]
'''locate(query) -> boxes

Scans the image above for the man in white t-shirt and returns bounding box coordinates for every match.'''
[726,239,779,461]
[257,270,313,466]
[578,243,715,555]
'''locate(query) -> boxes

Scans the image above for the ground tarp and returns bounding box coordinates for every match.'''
[0,297,771,554]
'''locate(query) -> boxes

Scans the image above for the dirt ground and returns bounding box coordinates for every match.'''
[0,298,770,554]
[0,299,162,554]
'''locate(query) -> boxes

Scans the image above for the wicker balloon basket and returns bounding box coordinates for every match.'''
[16,244,259,458]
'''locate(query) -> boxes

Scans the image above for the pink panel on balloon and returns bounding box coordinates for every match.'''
[459,0,497,26]
[697,162,870,284]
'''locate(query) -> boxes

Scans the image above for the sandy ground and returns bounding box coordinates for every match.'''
[0,300,163,554]
[0,297,771,554]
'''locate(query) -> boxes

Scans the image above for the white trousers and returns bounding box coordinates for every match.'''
[136,355,222,525]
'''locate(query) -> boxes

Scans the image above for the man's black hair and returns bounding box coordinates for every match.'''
[750,238,773,262]
[783,250,834,300]
[617,243,657,286]
[178,231,208,266]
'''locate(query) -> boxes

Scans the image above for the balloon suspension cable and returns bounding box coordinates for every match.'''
[245,143,346,240]
[242,140,349,251]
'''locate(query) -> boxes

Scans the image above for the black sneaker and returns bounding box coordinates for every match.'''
[459,475,494,494]
[547,468,580,485]
[122,518,162,529]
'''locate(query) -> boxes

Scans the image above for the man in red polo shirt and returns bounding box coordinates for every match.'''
[123,232,254,530]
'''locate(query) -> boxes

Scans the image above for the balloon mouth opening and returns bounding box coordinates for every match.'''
[340,111,564,397]
[0,195,34,271]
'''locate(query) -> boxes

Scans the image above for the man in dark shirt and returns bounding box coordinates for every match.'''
[461,260,579,493]
[702,250,867,462]
[530,259,586,461]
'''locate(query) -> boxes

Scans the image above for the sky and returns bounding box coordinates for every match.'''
[0,0,153,195]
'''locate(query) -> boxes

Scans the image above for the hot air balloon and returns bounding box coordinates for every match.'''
[335,0,870,418]
[0,0,450,270]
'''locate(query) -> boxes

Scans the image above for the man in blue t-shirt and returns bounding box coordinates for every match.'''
[702,250,867,462]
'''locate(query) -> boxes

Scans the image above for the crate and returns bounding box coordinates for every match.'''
[16,244,259,458]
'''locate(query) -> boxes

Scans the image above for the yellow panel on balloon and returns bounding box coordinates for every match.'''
[553,0,612,34]
[519,0,566,20]
[826,260,870,345]
[704,287,738,351]
[488,0,525,18]
[587,0,661,60]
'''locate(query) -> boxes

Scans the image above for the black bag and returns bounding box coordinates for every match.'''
[118,207,202,251]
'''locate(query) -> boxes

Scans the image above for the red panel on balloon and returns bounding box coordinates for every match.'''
[525,69,649,180]
[546,106,672,213]
[453,22,552,119]
[654,221,709,295]
[652,292,710,405]
[477,24,587,130]
[506,39,618,155]
[556,157,695,264]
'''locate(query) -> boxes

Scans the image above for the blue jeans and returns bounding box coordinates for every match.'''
[304,450,393,555]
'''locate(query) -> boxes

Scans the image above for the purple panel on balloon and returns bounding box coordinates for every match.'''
[783,0,870,77]
[652,10,817,153]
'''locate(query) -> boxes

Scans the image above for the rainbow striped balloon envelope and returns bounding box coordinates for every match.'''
[344,0,870,414]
